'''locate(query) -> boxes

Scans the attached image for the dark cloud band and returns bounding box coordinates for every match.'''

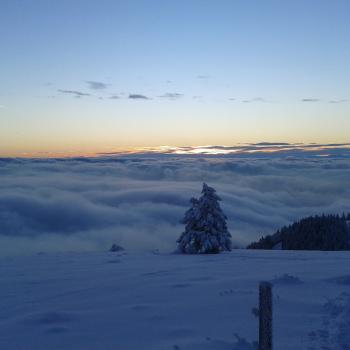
[128,94,150,100]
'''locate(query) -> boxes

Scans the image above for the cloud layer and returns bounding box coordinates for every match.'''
[0,150,350,255]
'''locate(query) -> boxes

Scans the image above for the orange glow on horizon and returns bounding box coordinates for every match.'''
[1,144,350,158]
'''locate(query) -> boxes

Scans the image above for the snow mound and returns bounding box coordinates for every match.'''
[109,244,125,252]
[271,273,303,286]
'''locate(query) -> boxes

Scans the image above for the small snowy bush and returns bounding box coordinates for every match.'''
[109,244,124,252]
[177,183,232,254]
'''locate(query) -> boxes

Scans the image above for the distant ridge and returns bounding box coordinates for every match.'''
[247,214,350,251]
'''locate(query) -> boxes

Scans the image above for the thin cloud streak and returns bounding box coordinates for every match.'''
[58,89,90,97]
[196,75,210,79]
[242,97,267,103]
[329,99,348,104]
[301,98,320,102]
[128,94,150,100]
[158,93,183,100]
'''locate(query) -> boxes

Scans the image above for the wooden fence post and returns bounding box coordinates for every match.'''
[259,281,273,350]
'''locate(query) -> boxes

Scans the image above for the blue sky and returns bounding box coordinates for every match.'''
[1,0,349,156]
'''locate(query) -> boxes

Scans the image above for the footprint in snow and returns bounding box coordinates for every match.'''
[23,311,77,326]
[106,259,121,264]
[147,314,166,321]
[142,270,173,277]
[190,276,214,282]
[130,304,152,311]
[171,283,192,288]
[219,289,253,296]
[327,275,350,285]
[219,289,235,296]
[37,311,75,324]
[45,326,69,334]
[308,292,350,349]
[271,273,303,286]
[167,328,195,338]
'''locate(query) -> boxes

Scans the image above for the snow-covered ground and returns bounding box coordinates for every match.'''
[1,250,350,350]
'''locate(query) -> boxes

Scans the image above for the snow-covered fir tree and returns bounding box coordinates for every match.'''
[177,183,232,254]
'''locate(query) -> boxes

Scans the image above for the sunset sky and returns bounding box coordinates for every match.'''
[1,0,349,157]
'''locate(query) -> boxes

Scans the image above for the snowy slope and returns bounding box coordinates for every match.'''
[1,250,349,350]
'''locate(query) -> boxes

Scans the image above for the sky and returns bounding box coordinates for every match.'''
[1,0,350,157]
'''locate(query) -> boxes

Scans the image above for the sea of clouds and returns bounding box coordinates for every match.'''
[1,147,350,255]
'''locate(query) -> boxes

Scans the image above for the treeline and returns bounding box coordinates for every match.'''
[247,213,350,251]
